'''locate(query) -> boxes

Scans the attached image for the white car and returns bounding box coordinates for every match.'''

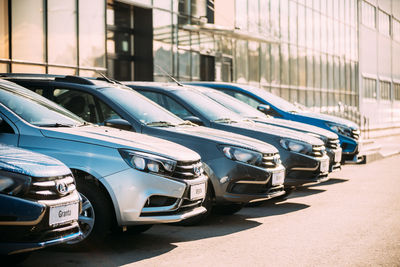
[0,79,207,244]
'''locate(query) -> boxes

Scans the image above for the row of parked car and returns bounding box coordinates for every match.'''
[0,74,362,261]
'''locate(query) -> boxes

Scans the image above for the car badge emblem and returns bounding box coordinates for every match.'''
[193,165,202,176]
[56,182,69,195]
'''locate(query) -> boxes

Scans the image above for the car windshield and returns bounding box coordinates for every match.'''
[242,85,302,113]
[0,81,85,127]
[203,90,268,119]
[174,89,244,122]
[100,87,183,125]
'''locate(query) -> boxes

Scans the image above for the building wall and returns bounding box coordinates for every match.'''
[359,0,400,131]
[0,0,399,132]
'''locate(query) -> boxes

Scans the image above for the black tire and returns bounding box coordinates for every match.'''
[67,179,113,247]
[212,203,243,215]
[172,183,214,226]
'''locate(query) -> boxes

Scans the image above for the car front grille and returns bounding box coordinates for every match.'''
[351,129,360,140]
[308,145,326,157]
[260,153,281,169]
[28,174,76,200]
[326,138,340,149]
[172,160,204,180]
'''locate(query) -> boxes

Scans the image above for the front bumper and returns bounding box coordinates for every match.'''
[0,192,82,255]
[103,168,208,225]
[285,154,330,186]
[326,147,342,172]
[204,157,286,204]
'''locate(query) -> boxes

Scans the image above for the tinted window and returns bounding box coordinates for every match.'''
[100,87,183,125]
[174,90,243,122]
[0,84,84,127]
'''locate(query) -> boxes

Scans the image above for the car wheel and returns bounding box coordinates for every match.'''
[172,183,213,226]
[212,203,243,215]
[68,180,113,246]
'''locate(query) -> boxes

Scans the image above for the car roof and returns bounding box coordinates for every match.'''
[0,73,125,90]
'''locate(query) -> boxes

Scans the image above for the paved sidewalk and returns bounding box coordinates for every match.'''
[373,134,400,158]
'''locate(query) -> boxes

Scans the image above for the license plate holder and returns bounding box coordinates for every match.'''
[49,202,79,226]
[334,150,342,162]
[320,159,329,173]
[272,170,285,186]
[190,183,206,200]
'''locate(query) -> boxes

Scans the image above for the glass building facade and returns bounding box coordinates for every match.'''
[0,0,399,133]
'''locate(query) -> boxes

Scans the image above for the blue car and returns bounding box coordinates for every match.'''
[0,143,81,257]
[187,82,362,163]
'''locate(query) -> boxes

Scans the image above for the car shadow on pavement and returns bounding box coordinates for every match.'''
[309,177,349,186]
[238,201,310,219]
[23,214,263,267]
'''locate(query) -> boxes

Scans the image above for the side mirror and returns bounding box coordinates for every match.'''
[257,104,270,114]
[104,118,133,131]
[183,116,204,126]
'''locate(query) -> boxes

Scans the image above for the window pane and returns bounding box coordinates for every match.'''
[12,64,45,73]
[0,0,8,59]
[280,43,289,85]
[11,0,45,62]
[298,48,306,87]
[380,81,391,100]
[48,0,77,65]
[394,19,400,42]
[378,10,390,36]
[0,63,8,72]
[361,0,376,29]
[289,1,297,44]
[248,0,259,33]
[271,43,280,84]
[235,0,247,30]
[248,41,259,82]
[280,0,289,42]
[79,0,105,68]
[260,43,271,83]
[48,67,76,75]
[178,49,190,78]
[235,39,248,83]
[153,9,172,75]
[289,45,298,86]
[191,52,200,79]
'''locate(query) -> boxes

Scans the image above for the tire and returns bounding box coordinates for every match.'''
[172,183,214,226]
[212,203,243,215]
[67,179,113,247]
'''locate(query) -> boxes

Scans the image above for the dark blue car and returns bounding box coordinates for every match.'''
[0,143,81,258]
[187,82,361,163]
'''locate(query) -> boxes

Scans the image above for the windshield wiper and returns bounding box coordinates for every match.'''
[177,120,197,126]
[146,121,176,127]
[37,123,75,128]
[213,118,238,124]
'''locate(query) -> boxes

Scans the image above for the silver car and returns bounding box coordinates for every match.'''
[0,79,207,245]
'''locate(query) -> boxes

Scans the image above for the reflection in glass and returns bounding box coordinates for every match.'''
[289,45,298,86]
[48,67,76,75]
[11,0,45,62]
[79,0,105,67]
[154,41,172,74]
[280,0,288,42]
[248,0,259,33]
[298,48,306,87]
[289,1,297,44]
[235,0,247,30]
[280,43,289,85]
[178,49,190,78]
[191,52,200,79]
[48,0,77,65]
[0,63,8,72]
[0,0,8,59]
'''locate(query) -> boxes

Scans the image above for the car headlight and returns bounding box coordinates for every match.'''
[119,149,177,175]
[280,139,312,154]
[326,123,352,138]
[219,146,263,166]
[0,171,31,197]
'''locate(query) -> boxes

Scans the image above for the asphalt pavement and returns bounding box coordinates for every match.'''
[22,154,400,267]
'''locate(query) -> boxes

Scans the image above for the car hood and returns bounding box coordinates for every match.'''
[254,117,339,141]
[298,112,359,129]
[0,144,71,177]
[40,125,200,162]
[168,125,279,154]
[231,121,324,146]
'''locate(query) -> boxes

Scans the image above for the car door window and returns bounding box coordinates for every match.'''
[221,90,261,109]
[161,95,193,119]
[96,99,122,122]
[53,89,100,123]
[139,90,193,119]
[0,114,18,146]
